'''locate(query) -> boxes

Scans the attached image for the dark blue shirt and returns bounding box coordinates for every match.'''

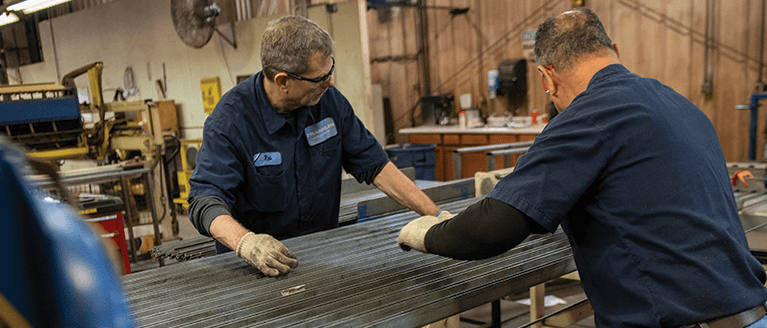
[488,64,767,327]
[188,73,387,240]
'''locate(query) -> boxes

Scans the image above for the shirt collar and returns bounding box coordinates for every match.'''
[253,71,314,135]
[587,64,629,87]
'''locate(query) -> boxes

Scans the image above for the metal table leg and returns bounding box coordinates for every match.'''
[492,299,501,328]
[143,171,164,267]
[120,176,137,264]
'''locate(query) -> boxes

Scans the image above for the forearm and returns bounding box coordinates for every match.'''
[373,161,440,216]
[209,214,251,251]
[425,198,539,260]
[188,195,232,237]
[213,215,298,276]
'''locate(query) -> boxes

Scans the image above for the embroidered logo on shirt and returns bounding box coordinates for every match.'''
[253,152,282,167]
[305,117,338,146]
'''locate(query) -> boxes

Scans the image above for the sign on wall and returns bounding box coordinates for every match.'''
[200,77,222,114]
[522,30,536,60]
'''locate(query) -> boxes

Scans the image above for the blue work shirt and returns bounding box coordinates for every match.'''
[488,64,767,327]
[188,72,387,240]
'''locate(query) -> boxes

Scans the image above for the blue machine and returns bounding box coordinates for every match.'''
[0,96,81,125]
[0,139,134,327]
[0,87,83,153]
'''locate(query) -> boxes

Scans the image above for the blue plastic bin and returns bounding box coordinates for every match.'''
[385,144,436,180]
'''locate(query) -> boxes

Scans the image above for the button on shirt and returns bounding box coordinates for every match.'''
[188,72,388,240]
[488,65,767,327]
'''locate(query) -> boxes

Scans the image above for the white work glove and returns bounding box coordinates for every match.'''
[397,211,456,253]
[236,232,298,276]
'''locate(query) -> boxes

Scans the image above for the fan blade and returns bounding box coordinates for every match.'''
[171,0,215,49]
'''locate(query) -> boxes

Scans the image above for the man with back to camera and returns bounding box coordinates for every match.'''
[397,7,767,328]
[188,15,446,277]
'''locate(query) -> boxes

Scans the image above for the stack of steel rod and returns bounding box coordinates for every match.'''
[152,178,474,262]
[338,179,459,223]
[122,197,576,328]
[150,236,217,261]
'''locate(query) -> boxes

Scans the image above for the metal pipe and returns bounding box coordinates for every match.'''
[152,179,477,262]
[121,197,577,327]
[143,170,164,267]
[356,178,474,220]
[120,176,137,264]
[417,0,431,96]
[29,165,124,180]
[453,141,535,180]
[488,147,531,157]
[702,0,715,96]
[455,141,534,154]
[486,147,530,172]
[29,168,150,189]
[453,151,463,180]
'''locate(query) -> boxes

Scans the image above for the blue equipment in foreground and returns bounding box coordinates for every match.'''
[0,140,134,327]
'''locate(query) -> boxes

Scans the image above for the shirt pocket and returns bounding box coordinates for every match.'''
[318,134,341,155]
[310,135,341,174]
[249,166,288,212]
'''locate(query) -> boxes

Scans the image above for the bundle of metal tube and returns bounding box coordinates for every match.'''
[150,184,426,262]
[150,236,217,261]
[153,178,474,262]
[122,197,576,328]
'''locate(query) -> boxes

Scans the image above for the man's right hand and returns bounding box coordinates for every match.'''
[236,232,298,276]
[397,211,455,253]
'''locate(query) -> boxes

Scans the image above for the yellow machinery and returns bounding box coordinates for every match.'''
[0,62,176,256]
[173,138,202,212]
[0,62,164,162]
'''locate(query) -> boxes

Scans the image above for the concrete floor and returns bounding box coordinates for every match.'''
[174,213,203,240]
[457,279,595,328]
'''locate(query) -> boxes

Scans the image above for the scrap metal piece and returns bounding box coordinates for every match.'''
[281,285,306,297]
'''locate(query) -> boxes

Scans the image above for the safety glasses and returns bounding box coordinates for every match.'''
[279,57,335,84]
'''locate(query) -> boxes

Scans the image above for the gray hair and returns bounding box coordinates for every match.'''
[533,7,614,71]
[260,15,334,80]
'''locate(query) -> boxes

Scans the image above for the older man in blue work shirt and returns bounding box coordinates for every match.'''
[398,7,767,328]
[189,15,442,277]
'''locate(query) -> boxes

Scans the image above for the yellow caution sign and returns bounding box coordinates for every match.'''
[200,77,222,114]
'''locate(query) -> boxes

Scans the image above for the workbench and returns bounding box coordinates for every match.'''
[399,124,546,181]
[123,197,576,328]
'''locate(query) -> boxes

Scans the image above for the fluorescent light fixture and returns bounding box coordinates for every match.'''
[0,12,19,26]
[7,0,73,14]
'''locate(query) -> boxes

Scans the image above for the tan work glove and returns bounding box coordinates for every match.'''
[397,211,455,253]
[236,232,298,276]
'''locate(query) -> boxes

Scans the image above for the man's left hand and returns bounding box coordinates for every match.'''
[397,211,455,253]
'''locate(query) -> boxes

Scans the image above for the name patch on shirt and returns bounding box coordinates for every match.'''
[253,152,282,167]
[305,117,338,146]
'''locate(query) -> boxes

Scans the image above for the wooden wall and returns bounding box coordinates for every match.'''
[366,0,767,162]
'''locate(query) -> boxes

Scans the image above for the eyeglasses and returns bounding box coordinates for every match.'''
[274,57,335,84]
